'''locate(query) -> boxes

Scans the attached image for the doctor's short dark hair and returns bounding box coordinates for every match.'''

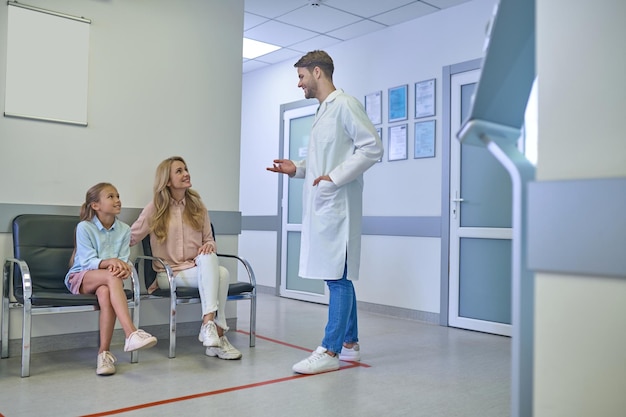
[294,50,334,79]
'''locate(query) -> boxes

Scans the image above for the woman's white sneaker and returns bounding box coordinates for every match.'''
[205,336,242,360]
[198,321,220,347]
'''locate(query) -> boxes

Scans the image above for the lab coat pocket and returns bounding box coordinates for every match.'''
[313,180,345,215]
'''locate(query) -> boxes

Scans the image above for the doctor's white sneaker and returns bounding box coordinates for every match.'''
[292,346,340,374]
[339,343,361,361]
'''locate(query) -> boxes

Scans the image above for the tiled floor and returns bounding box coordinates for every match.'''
[0,293,511,417]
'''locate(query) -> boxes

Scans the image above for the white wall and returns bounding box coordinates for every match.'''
[239,0,497,312]
[0,0,243,209]
[534,1,626,415]
[0,0,244,338]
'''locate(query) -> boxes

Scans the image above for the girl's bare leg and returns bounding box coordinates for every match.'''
[94,285,115,353]
[81,270,137,338]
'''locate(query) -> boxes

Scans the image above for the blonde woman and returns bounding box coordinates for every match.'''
[131,156,241,360]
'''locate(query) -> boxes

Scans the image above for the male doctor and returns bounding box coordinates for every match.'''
[267,50,383,374]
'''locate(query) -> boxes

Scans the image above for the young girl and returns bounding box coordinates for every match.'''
[66,182,157,376]
[130,156,241,360]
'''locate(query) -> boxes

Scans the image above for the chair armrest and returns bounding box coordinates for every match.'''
[133,255,177,294]
[4,258,32,300]
[127,261,141,305]
[216,253,257,288]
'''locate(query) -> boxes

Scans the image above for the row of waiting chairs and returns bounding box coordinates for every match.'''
[1,214,256,377]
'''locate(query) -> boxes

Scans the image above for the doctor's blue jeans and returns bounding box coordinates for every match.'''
[322,267,359,354]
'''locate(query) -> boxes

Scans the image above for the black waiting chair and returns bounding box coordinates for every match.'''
[1,214,141,377]
[133,224,256,358]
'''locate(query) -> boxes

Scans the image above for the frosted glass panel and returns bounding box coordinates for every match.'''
[460,146,512,227]
[287,114,314,224]
[460,83,512,228]
[286,231,324,294]
[459,238,512,324]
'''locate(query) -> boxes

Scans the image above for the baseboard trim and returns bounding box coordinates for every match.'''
[255,284,278,295]
[358,300,440,324]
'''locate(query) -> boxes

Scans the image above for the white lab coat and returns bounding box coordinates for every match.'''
[293,89,383,280]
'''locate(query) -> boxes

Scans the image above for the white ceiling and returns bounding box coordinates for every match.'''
[243,0,473,73]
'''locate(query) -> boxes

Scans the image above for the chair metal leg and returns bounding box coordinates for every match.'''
[1,299,9,358]
[249,294,256,347]
[130,264,140,364]
[169,297,177,358]
[130,304,139,364]
[21,301,32,377]
[2,264,11,358]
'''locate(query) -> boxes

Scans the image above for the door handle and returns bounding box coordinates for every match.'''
[451,193,464,219]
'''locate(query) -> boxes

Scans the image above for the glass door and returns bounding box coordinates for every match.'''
[448,69,513,336]
[279,104,329,304]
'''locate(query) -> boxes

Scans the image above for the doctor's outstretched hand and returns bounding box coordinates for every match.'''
[267,159,296,176]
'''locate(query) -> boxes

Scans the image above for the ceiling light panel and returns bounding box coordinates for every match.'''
[242,38,281,59]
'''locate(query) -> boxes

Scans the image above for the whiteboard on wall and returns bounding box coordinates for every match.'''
[4,2,91,126]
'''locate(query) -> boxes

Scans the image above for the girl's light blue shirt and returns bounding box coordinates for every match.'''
[64,216,131,288]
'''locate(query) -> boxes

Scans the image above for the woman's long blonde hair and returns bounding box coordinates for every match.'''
[150,156,206,242]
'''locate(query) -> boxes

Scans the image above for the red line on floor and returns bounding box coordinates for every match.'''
[236,330,318,352]
[81,364,361,417]
[78,332,369,417]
